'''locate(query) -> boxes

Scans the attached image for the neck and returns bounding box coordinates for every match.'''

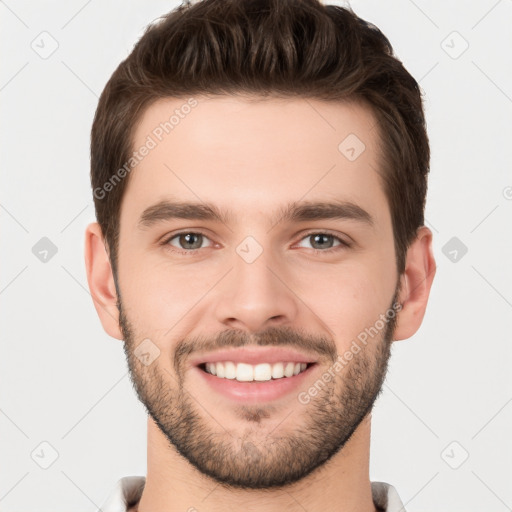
[137,414,377,512]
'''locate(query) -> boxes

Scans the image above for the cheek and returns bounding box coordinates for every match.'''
[292,259,395,343]
[119,255,220,334]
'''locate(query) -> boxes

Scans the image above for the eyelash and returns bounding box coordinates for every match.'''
[159,230,351,256]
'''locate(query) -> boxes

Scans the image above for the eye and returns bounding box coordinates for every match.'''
[160,230,350,255]
[163,231,213,253]
[295,232,350,252]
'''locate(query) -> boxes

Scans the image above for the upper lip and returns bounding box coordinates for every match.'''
[190,347,318,367]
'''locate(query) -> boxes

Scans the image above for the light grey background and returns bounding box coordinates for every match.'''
[1,1,511,510]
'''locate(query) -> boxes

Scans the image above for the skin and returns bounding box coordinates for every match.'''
[85,95,435,512]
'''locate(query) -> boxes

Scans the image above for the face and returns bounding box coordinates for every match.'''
[115,95,400,489]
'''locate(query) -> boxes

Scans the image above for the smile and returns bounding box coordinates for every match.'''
[201,361,311,382]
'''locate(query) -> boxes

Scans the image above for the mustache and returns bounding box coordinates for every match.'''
[174,325,337,372]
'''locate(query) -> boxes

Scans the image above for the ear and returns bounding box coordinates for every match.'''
[84,222,123,340]
[393,226,436,341]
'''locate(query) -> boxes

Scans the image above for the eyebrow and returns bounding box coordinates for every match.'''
[137,199,374,230]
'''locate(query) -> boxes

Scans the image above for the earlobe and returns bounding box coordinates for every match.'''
[393,226,436,341]
[84,222,123,340]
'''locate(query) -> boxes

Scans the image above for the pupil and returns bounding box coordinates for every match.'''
[312,234,332,249]
[181,233,202,249]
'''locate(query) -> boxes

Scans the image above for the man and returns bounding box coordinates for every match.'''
[84,0,435,510]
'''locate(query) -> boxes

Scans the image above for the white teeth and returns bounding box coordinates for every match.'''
[254,363,272,381]
[224,361,236,379]
[204,361,309,381]
[216,362,225,378]
[284,362,295,377]
[236,363,254,382]
[271,362,284,379]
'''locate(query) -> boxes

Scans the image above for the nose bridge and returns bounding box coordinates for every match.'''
[214,235,298,331]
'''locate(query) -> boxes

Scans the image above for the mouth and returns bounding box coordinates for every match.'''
[190,347,319,403]
[198,361,315,382]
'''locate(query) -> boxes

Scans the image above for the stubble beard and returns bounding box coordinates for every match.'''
[118,290,398,490]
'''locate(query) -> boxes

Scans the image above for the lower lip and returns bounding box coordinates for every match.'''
[194,364,317,403]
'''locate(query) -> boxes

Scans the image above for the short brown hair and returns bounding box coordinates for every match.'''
[90,0,429,278]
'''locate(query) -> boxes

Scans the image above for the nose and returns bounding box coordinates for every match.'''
[213,244,299,333]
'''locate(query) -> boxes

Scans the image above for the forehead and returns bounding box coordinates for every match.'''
[121,95,388,228]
